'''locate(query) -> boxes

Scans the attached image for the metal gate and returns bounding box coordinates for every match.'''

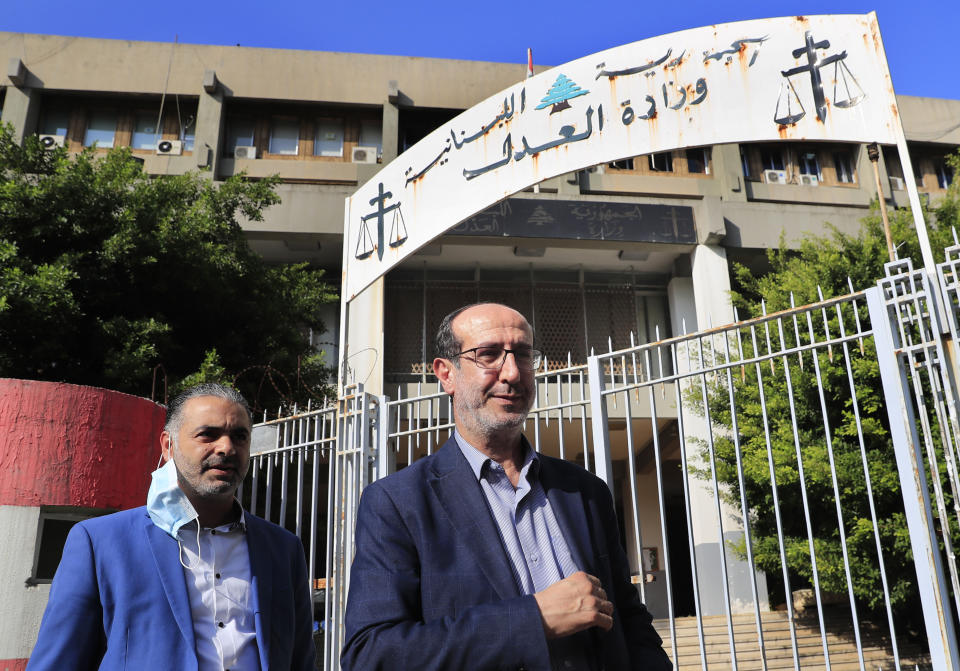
[247,254,960,671]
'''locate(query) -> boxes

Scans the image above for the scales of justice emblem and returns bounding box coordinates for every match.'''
[355,182,408,261]
[774,30,865,125]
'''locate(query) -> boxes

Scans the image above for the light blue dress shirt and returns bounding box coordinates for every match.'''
[455,431,598,670]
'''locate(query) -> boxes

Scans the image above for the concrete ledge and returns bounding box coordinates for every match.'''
[582,172,716,199]
[140,153,197,175]
[219,157,362,182]
[745,180,871,207]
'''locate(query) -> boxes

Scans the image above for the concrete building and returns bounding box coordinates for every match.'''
[3,32,956,392]
[2,31,958,638]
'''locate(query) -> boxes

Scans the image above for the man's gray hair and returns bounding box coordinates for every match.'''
[164,383,252,436]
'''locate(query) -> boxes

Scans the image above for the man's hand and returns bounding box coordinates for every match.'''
[533,571,614,639]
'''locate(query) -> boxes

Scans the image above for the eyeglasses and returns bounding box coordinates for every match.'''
[452,346,544,371]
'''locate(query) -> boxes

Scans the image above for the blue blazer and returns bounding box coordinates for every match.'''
[342,438,671,671]
[27,506,315,671]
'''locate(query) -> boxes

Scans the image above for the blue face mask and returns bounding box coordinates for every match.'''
[146,458,198,539]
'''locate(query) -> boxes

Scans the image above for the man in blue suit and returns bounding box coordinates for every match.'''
[343,303,671,670]
[28,383,315,671]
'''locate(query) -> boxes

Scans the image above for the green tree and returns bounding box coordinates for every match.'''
[0,124,337,412]
[695,152,960,625]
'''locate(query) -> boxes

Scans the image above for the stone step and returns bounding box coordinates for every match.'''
[651,615,930,671]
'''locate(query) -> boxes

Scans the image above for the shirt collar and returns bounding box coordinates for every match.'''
[454,429,539,481]
[181,500,247,534]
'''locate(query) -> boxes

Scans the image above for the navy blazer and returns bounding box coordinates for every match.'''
[27,506,315,671]
[342,438,671,671]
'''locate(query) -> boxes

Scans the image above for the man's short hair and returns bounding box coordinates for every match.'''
[434,302,534,363]
[164,383,252,436]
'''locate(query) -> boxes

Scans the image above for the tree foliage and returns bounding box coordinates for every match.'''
[0,124,337,411]
[695,152,960,624]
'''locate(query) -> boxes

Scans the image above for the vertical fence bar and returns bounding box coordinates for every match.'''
[722,325,768,671]
[587,353,614,490]
[751,320,802,671]
[867,285,960,671]
[377,394,395,480]
[672,336,710,671]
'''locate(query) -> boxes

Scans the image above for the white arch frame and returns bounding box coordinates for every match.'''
[338,12,933,383]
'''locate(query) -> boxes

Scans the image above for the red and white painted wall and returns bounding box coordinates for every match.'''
[0,379,164,670]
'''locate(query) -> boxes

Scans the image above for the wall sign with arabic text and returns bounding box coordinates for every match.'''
[344,13,898,301]
[450,199,696,245]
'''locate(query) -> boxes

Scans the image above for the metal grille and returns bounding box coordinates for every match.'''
[251,253,960,671]
[384,280,425,376]
[534,283,587,369]
[478,282,534,323]
[243,402,337,591]
[585,284,637,355]
[426,283,478,353]
[384,273,670,379]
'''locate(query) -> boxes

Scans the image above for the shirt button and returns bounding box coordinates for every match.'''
[218,621,225,628]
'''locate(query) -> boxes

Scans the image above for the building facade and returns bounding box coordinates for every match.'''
[2,30,959,640]
[3,32,957,391]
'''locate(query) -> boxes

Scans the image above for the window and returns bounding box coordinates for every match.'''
[686,148,710,174]
[314,119,344,157]
[225,117,255,157]
[39,109,70,137]
[799,151,821,178]
[760,149,785,171]
[29,508,113,583]
[131,114,159,150]
[269,118,299,155]
[359,119,383,158]
[84,111,117,148]
[936,160,954,189]
[608,158,634,170]
[648,152,673,172]
[914,160,925,187]
[740,146,751,178]
[833,151,855,183]
[181,116,196,151]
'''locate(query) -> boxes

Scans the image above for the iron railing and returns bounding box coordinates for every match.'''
[246,255,960,671]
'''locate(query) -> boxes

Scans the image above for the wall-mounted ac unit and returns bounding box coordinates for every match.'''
[38,134,65,149]
[156,140,183,156]
[800,174,819,186]
[234,146,257,160]
[351,146,378,164]
[889,176,905,191]
[764,169,787,185]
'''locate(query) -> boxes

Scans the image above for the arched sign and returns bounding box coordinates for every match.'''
[343,12,912,302]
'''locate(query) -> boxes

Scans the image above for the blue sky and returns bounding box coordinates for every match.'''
[3,0,956,99]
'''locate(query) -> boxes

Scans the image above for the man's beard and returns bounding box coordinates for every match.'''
[454,382,532,440]
[171,440,247,497]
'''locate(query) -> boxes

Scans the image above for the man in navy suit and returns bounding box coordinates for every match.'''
[27,383,315,671]
[343,303,671,670]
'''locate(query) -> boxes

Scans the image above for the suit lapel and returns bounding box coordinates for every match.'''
[246,515,273,670]
[540,457,596,576]
[144,518,197,651]
[428,439,521,601]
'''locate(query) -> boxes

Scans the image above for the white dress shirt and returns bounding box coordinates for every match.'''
[177,511,261,671]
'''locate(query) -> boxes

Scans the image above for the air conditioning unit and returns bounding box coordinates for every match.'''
[234,146,257,160]
[351,146,378,164]
[889,176,905,191]
[38,134,65,149]
[764,169,787,185]
[156,140,183,156]
[800,174,819,186]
